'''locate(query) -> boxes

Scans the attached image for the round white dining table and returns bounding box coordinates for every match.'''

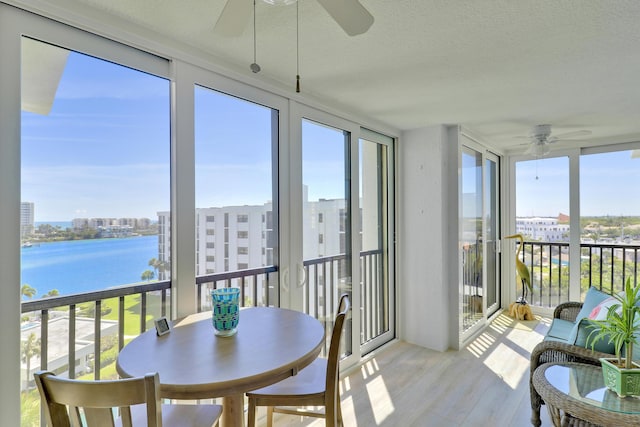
[116,307,325,427]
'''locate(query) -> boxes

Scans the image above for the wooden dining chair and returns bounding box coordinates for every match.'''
[34,370,222,427]
[246,294,350,427]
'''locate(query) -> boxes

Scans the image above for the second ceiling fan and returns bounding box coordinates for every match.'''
[522,124,591,156]
[214,0,374,37]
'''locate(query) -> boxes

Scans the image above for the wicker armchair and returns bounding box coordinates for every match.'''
[530,301,614,427]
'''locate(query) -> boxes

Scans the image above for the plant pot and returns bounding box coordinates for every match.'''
[600,358,640,397]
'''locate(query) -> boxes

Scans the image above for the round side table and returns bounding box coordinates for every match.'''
[532,362,640,427]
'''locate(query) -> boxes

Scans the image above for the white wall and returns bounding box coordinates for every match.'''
[399,125,457,352]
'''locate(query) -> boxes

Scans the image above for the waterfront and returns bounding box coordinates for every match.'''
[20,235,159,298]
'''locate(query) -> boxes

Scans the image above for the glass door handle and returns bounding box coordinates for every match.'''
[297,263,307,288]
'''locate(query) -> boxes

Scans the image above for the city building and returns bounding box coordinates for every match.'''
[72,217,152,232]
[20,316,117,391]
[516,216,570,242]
[157,195,347,292]
[20,201,34,238]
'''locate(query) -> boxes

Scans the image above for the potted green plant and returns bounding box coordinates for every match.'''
[587,277,640,397]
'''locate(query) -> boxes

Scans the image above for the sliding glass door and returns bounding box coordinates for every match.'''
[485,152,500,316]
[460,142,500,336]
[289,105,396,362]
[300,117,353,358]
[360,129,395,353]
[194,86,280,308]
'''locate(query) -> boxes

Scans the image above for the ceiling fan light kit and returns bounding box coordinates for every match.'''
[525,140,551,157]
[532,124,552,142]
[520,124,592,158]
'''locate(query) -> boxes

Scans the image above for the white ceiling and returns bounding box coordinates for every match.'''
[20,0,640,152]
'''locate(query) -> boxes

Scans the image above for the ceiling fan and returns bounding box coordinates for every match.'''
[214,0,374,37]
[521,124,591,157]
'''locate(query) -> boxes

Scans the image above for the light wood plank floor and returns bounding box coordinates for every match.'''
[251,313,554,426]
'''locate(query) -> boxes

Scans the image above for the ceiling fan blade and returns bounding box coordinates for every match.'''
[553,129,592,140]
[214,0,252,37]
[316,0,374,36]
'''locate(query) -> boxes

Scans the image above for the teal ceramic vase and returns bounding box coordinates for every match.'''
[211,287,240,336]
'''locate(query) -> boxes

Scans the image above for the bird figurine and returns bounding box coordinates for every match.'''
[505,233,535,320]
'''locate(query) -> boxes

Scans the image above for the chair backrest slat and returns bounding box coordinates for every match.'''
[83,408,116,427]
[34,371,162,427]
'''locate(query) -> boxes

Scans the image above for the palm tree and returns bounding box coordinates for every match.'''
[21,333,41,390]
[148,257,160,276]
[20,284,36,300]
[141,270,155,281]
[43,289,59,298]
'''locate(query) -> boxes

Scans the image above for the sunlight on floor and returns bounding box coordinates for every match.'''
[464,312,546,391]
[467,331,497,357]
[365,374,394,424]
[341,375,351,393]
[483,342,529,389]
[361,357,380,379]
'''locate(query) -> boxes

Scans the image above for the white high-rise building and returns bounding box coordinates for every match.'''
[515,217,570,242]
[20,202,34,238]
[194,203,274,275]
[157,202,276,278]
[157,197,348,281]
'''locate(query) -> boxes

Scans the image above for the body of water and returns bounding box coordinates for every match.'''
[21,235,159,297]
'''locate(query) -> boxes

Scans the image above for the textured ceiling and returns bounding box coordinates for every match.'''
[17,0,640,152]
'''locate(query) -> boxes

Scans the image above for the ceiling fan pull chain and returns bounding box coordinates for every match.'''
[250,0,261,73]
[295,1,301,92]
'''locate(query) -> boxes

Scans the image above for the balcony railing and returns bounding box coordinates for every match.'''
[302,250,386,348]
[20,279,171,399]
[21,251,386,425]
[194,250,387,349]
[195,265,279,311]
[516,240,640,307]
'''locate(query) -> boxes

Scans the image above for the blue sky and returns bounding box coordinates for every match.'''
[24,42,640,223]
[517,151,640,217]
[22,50,170,221]
[22,44,346,222]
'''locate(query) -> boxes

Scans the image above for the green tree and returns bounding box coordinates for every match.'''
[141,270,155,281]
[21,333,41,390]
[148,257,161,278]
[21,284,37,300]
[43,289,59,298]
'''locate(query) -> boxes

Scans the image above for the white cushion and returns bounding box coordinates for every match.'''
[588,294,623,320]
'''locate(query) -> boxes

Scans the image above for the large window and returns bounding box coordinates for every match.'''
[514,156,570,307]
[194,86,278,306]
[21,38,170,297]
[580,149,640,294]
[20,36,170,425]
